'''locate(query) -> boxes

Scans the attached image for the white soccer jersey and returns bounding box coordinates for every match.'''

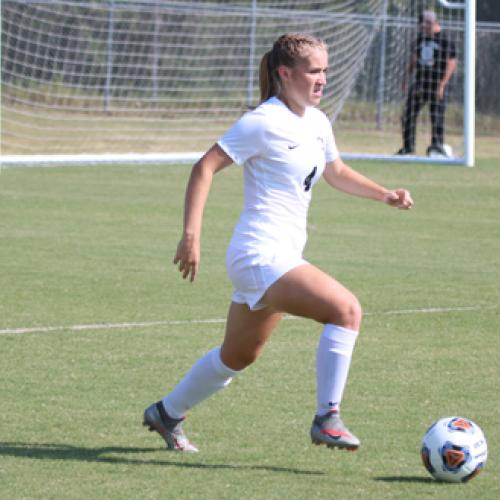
[218,96,339,258]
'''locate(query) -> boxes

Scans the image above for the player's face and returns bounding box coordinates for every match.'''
[279,47,328,114]
[421,20,435,35]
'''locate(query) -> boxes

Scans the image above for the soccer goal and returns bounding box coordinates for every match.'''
[1,0,475,167]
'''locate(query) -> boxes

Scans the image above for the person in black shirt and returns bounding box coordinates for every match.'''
[397,10,457,156]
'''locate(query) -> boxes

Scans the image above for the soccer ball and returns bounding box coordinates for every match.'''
[421,417,487,483]
[442,144,453,157]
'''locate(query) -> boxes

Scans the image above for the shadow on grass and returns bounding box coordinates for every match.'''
[0,442,324,476]
[374,476,436,484]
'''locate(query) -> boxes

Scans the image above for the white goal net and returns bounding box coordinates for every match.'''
[1,0,474,165]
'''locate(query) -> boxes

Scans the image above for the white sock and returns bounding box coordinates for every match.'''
[316,324,358,416]
[163,346,239,419]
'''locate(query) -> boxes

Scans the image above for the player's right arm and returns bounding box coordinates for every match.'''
[174,144,233,282]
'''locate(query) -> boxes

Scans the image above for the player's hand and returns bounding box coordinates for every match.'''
[383,189,413,210]
[173,234,200,282]
[437,83,445,100]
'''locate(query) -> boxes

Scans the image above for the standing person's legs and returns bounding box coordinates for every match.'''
[402,85,424,152]
[430,90,446,148]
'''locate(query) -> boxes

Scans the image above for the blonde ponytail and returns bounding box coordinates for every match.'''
[259,50,279,102]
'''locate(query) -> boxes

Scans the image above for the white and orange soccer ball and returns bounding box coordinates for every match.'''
[421,416,487,483]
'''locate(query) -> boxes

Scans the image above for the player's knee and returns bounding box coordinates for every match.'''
[221,343,263,370]
[331,297,362,331]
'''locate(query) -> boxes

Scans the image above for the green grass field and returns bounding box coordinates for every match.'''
[1,158,499,499]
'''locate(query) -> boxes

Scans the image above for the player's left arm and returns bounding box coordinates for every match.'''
[323,157,413,209]
[437,57,457,100]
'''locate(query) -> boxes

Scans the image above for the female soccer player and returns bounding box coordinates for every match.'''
[143,33,413,452]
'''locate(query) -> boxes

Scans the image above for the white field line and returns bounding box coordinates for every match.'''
[0,305,494,337]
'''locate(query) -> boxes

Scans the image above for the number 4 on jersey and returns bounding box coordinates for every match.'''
[303,166,317,192]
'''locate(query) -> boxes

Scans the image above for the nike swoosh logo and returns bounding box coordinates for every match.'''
[288,144,299,150]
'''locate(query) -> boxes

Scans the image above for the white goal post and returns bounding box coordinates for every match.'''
[1,0,476,167]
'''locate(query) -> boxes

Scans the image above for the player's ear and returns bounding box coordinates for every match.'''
[277,64,291,82]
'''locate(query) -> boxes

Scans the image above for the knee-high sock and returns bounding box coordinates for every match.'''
[316,324,358,416]
[163,346,239,419]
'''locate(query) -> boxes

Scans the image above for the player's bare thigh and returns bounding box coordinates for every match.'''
[262,263,362,330]
[220,302,283,370]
